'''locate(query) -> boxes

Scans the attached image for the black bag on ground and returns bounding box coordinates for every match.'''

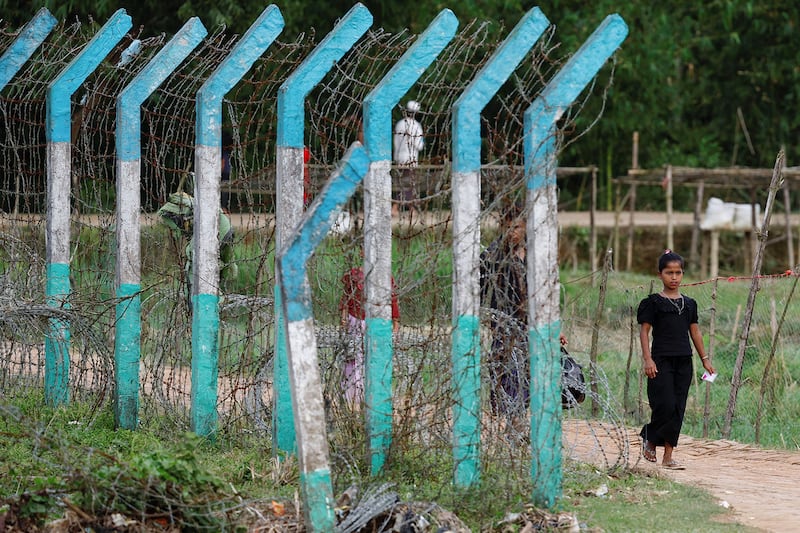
[561,347,586,408]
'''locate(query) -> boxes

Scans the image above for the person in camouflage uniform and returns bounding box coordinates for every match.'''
[157,189,237,305]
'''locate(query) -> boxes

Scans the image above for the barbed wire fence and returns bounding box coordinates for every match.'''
[3,14,797,525]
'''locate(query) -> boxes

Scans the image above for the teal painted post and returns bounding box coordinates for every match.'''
[361,8,458,475]
[0,8,57,89]
[45,9,131,406]
[115,18,207,430]
[192,5,284,437]
[525,14,628,507]
[278,144,370,531]
[273,2,372,455]
[450,7,549,488]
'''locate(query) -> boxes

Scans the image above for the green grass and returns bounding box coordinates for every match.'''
[0,392,756,532]
[3,227,798,529]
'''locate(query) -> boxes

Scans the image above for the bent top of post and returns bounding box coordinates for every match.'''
[362,9,458,162]
[0,7,58,89]
[46,9,132,143]
[279,143,370,321]
[452,7,550,174]
[524,14,628,185]
[277,3,372,149]
[196,4,284,146]
[117,17,207,161]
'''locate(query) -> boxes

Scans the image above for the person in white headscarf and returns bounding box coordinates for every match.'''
[393,100,424,215]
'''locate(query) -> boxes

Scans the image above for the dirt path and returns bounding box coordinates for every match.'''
[565,421,800,532]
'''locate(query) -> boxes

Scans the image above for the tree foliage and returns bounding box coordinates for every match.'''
[3,1,799,198]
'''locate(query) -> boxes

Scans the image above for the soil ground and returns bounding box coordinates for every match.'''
[565,420,800,533]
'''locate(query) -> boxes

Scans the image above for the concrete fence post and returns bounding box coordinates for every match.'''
[278,143,370,531]
[450,7,549,488]
[524,14,628,507]
[0,7,57,89]
[273,2,372,455]
[45,8,131,406]
[361,8,458,475]
[192,5,284,437]
[114,17,207,430]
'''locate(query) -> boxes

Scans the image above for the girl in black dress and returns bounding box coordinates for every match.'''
[639,250,715,469]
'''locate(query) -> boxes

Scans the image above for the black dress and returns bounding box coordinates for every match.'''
[480,239,528,416]
[638,293,698,447]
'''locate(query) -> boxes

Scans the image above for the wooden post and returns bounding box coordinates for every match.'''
[745,188,757,273]
[700,230,709,279]
[626,131,638,271]
[613,181,621,271]
[755,273,799,443]
[702,277,718,438]
[589,249,613,416]
[784,180,794,268]
[690,181,704,272]
[590,166,597,272]
[723,150,785,438]
[666,165,674,251]
[710,230,720,279]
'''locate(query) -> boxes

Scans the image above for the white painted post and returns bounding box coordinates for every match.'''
[362,8,457,475]
[192,5,283,437]
[273,3,372,455]
[450,7,549,488]
[0,8,56,89]
[524,14,628,507]
[278,144,370,531]
[114,18,207,430]
[45,9,131,406]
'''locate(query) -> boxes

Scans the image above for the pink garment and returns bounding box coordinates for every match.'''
[342,313,366,405]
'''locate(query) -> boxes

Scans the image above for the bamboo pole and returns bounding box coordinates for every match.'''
[702,277,718,438]
[710,231,720,280]
[730,304,741,344]
[783,180,794,268]
[723,150,785,438]
[589,248,613,417]
[626,131,638,271]
[690,181,704,272]
[613,181,621,271]
[623,287,636,415]
[745,188,757,273]
[701,229,709,279]
[666,165,674,251]
[755,274,799,443]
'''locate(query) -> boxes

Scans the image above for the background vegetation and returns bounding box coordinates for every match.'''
[3,0,798,211]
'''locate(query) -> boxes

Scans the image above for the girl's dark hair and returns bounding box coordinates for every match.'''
[658,249,685,271]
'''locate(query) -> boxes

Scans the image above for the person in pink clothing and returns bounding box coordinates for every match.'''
[339,264,400,406]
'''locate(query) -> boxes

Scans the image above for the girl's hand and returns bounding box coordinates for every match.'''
[702,359,715,375]
[643,357,658,379]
